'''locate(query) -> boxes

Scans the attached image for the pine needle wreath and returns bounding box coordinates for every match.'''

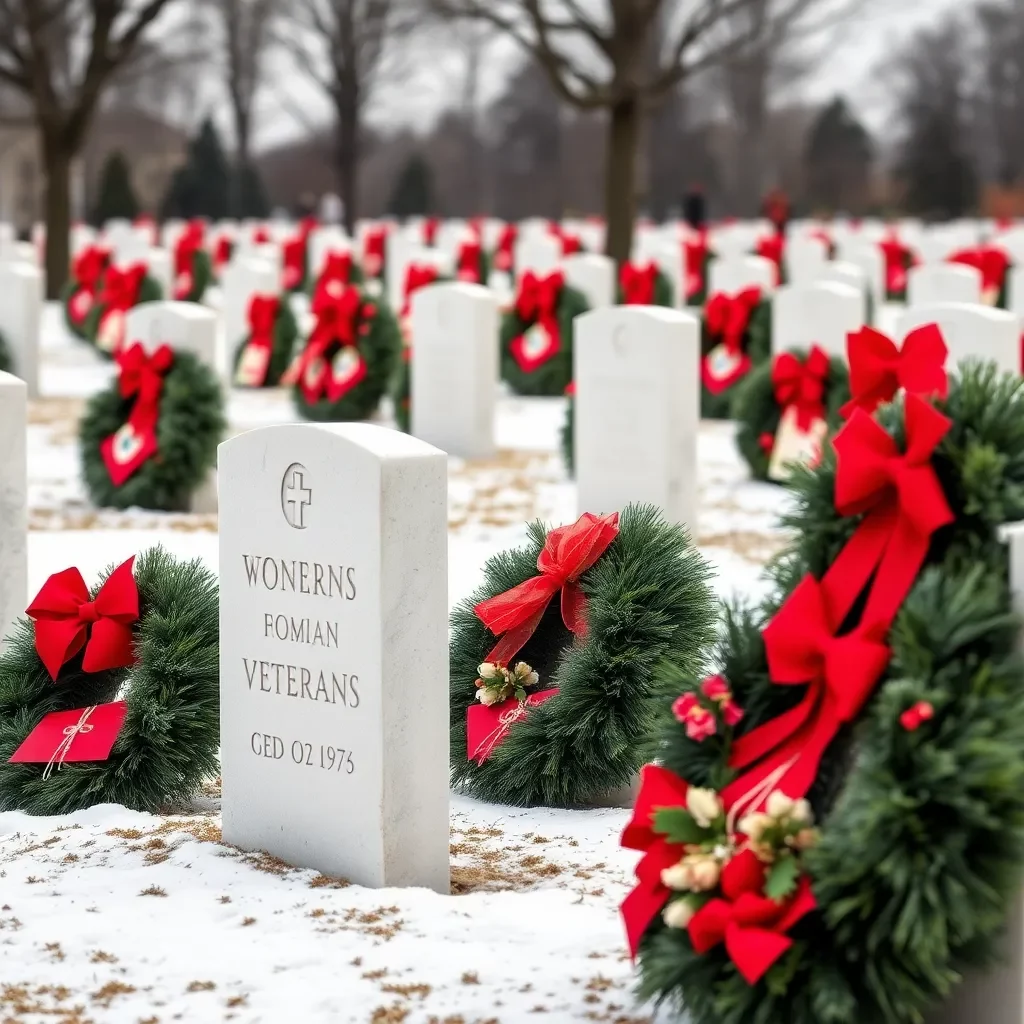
[232,295,300,388]
[62,246,111,341]
[500,272,590,396]
[392,349,412,432]
[700,294,772,419]
[80,349,225,511]
[732,347,850,482]
[0,547,219,815]
[561,384,574,477]
[449,504,717,807]
[619,262,675,307]
[174,247,214,304]
[629,361,1024,1024]
[0,330,10,374]
[291,286,401,422]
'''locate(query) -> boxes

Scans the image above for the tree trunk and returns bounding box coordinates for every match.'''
[41,131,72,300]
[334,90,359,236]
[231,104,251,218]
[604,95,640,266]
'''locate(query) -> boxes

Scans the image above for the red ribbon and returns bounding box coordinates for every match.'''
[620,261,659,305]
[684,234,708,299]
[457,239,483,283]
[282,236,306,290]
[173,222,204,299]
[253,226,271,245]
[705,287,762,353]
[213,235,232,268]
[949,245,1011,293]
[756,233,784,283]
[402,263,439,317]
[494,224,517,272]
[721,394,953,811]
[317,251,354,292]
[474,511,619,667]
[26,557,139,681]
[620,764,691,956]
[363,227,386,277]
[72,245,111,292]
[286,286,367,402]
[238,295,279,386]
[771,345,829,431]
[687,848,817,985]
[423,217,440,246]
[879,236,913,294]
[99,263,147,313]
[840,324,948,418]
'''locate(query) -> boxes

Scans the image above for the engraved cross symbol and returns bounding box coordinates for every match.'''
[282,463,312,529]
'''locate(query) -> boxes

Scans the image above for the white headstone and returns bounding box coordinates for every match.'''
[217,423,450,891]
[220,258,280,381]
[907,264,983,307]
[308,228,351,281]
[784,236,829,286]
[106,221,148,265]
[771,282,866,362]
[814,260,867,298]
[514,234,561,278]
[836,243,885,305]
[897,303,1020,378]
[0,263,42,398]
[0,372,26,650]
[574,307,700,530]
[653,242,684,308]
[145,248,173,300]
[386,230,409,314]
[563,253,615,309]
[708,255,777,296]
[410,283,498,459]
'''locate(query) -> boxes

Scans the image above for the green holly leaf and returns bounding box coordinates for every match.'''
[514,686,527,702]
[652,808,709,845]
[764,855,800,902]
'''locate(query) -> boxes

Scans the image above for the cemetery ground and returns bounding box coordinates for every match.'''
[2,306,786,1024]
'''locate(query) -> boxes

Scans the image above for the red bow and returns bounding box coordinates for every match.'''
[756,234,784,283]
[516,270,563,324]
[620,764,691,956]
[319,251,354,289]
[173,222,205,298]
[402,263,439,317]
[771,346,829,430]
[213,235,232,267]
[688,848,817,985]
[286,286,367,403]
[253,226,271,245]
[423,217,440,246]
[457,239,483,283]
[73,245,111,291]
[841,324,948,418]
[494,224,517,272]
[242,294,279,382]
[26,556,139,681]
[282,236,306,290]
[363,227,386,277]
[949,245,1011,293]
[684,234,708,299]
[705,288,762,353]
[620,261,659,305]
[99,263,147,312]
[879,236,912,294]
[474,511,619,667]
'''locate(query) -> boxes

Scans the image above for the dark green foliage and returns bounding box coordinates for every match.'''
[731,349,850,482]
[233,161,270,219]
[91,151,139,225]
[0,547,219,815]
[293,299,401,422]
[79,351,225,511]
[83,274,164,359]
[160,118,232,221]
[700,300,772,419]
[391,352,411,432]
[449,504,718,807]
[500,284,590,396]
[803,98,874,215]
[232,299,300,388]
[0,330,10,373]
[638,363,1024,1024]
[388,153,434,218]
[177,248,213,304]
[561,395,574,476]
[617,268,674,307]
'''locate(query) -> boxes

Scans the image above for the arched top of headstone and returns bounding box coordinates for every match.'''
[897,301,1019,378]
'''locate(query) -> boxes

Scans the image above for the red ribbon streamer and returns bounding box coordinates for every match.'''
[363,227,386,277]
[173,221,204,298]
[840,324,949,419]
[620,261,659,305]
[493,224,517,273]
[238,294,280,386]
[457,239,483,283]
[402,263,439,317]
[705,287,762,353]
[423,217,440,246]
[771,345,829,431]
[756,233,784,283]
[26,556,139,681]
[684,233,708,299]
[474,511,619,667]
[282,236,306,290]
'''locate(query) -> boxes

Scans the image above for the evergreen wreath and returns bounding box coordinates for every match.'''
[880,236,914,302]
[455,237,491,285]
[0,547,219,815]
[622,342,1024,1024]
[500,270,590,396]
[732,346,850,483]
[288,282,400,422]
[172,222,213,303]
[700,288,772,419]
[449,504,717,808]
[561,381,574,477]
[84,262,163,359]
[232,293,299,388]
[0,330,10,374]
[949,245,1011,309]
[619,261,674,307]
[80,343,225,511]
[62,244,111,341]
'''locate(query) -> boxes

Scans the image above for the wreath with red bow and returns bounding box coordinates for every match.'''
[361,226,388,293]
[684,233,712,306]
[622,344,1024,1023]
[732,346,849,483]
[287,281,400,422]
[449,505,717,807]
[879,235,916,301]
[232,293,300,388]
[948,244,1012,308]
[83,262,164,360]
[282,217,318,293]
[618,261,674,307]
[306,250,365,298]
[700,288,772,419]
[0,546,219,816]
[79,341,225,511]
[172,221,213,303]
[561,380,575,476]
[491,224,517,280]
[500,270,590,397]
[455,237,491,285]
[61,244,112,341]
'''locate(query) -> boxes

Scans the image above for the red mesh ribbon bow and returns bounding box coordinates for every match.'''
[840,324,948,418]
[771,345,829,430]
[474,511,619,667]
[402,263,439,317]
[756,233,784,283]
[510,270,565,372]
[27,556,139,681]
[363,227,386,277]
[494,224,517,273]
[173,222,204,299]
[282,236,306,290]
[286,286,366,403]
[684,233,708,299]
[73,245,111,292]
[99,263,147,313]
[100,343,175,486]
[237,294,280,387]
[705,287,762,353]
[457,239,483,283]
[688,848,817,985]
[620,261,659,305]
[949,245,1011,295]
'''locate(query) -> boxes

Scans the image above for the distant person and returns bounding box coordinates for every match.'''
[762,189,789,234]
[683,186,706,231]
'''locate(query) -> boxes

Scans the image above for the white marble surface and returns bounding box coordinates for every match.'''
[0,371,26,649]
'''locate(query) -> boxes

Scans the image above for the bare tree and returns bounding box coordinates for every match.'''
[281,0,418,232]
[429,0,829,262]
[0,0,182,295]
[975,0,1024,187]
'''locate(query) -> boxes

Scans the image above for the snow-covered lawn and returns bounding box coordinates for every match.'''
[1,305,796,1024]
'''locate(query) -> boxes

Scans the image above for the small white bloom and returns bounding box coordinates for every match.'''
[660,862,693,891]
[791,799,813,826]
[738,812,772,842]
[688,856,721,892]
[476,688,501,706]
[686,787,722,829]
[662,899,694,929]
[766,791,796,820]
[477,662,500,680]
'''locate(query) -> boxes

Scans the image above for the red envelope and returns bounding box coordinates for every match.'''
[467,688,558,764]
[9,701,128,766]
[510,323,559,373]
[100,420,158,487]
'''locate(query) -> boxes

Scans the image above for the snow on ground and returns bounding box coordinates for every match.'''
[1,302,811,1023]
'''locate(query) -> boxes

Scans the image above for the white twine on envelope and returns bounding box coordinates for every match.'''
[42,705,97,780]
[724,755,800,838]
[473,701,532,764]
